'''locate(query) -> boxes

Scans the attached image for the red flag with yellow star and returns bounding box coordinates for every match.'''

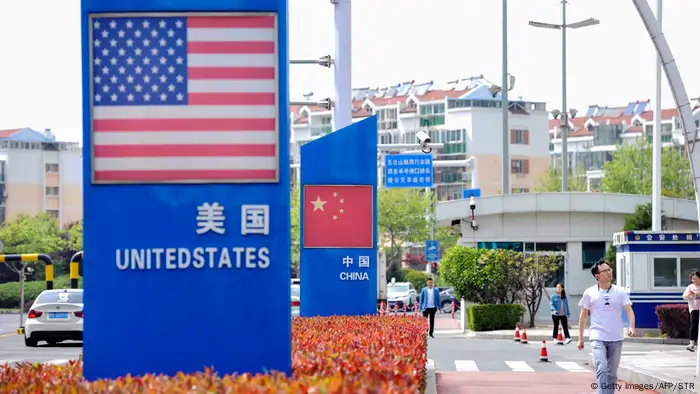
[302,185,374,248]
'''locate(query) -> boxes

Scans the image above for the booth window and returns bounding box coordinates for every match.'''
[582,241,606,269]
[653,257,680,287]
[653,257,700,287]
[681,257,700,282]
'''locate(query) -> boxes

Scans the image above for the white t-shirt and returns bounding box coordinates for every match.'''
[427,288,435,308]
[578,284,632,342]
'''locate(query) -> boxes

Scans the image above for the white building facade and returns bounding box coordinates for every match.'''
[436,192,698,323]
[290,78,552,198]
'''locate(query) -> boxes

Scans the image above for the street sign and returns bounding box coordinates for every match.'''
[384,154,433,188]
[300,117,378,317]
[463,188,481,198]
[426,240,440,262]
[81,0,291,381]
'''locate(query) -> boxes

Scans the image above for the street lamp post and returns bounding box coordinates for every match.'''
[529,2,599,192]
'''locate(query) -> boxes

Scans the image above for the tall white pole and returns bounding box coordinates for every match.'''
[651,0,663,231]
[333,0,352,131]
[561,0,569,192]
[501,0,510,194]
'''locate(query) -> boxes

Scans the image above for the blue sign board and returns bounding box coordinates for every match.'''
[618,231,700,243]
[300,117,378,317]
[81,0,291,380]
[426,240,440,261]
[463,188,481,198]
[385,154,433,188]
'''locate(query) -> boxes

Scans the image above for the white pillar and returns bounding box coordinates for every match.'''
[332,0,352,131]
[651,0,663,231]
[470,158,479,190]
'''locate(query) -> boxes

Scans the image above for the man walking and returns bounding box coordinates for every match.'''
[578,260,636,394]
[420,278,440,338]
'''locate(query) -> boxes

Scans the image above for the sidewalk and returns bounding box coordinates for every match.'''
[590,350,699,394]
[467,327,690,345]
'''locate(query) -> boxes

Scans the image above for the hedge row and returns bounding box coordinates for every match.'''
[468,304,525,331]
[0,276,82,309]
[656,304,690,338]
[0,315,428,393]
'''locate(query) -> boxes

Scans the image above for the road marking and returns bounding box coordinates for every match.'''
[44,359,71,365]
[454,360,479,371]
[505,361,534,372]
[0,333,16,338]
[555,361,588,372]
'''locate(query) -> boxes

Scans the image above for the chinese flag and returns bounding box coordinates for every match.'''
[303,185,374,248]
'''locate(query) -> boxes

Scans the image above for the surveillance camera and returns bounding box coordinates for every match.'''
[569,108,578,118]
[551,109,561,119]
[469,196,476,210]
[416,130,431,145]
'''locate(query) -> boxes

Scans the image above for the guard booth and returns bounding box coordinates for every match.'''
[613,230,700,328]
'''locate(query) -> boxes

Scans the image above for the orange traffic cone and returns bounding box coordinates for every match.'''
[539,340,549,362]
[379,301,384,315]
[514,325,521,342]
[556,327,564,345]
[521,328,528,344]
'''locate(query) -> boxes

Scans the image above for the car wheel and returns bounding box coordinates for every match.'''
[441,300,452,313]
[24,337,38,347]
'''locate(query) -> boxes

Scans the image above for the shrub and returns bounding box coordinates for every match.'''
[0,315,428,393]
[656,304,689,338]
[468,304,525,332]
[0,275,82,309]
[401,268,431,292]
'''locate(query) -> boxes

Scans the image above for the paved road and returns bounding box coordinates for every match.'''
[0,334,81,365]
[0,313,25,334]
[428,334,669,393]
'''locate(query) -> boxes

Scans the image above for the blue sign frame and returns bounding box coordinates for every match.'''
[463,188,481,198]
[384,154,433,188]
[299,117,378,317]
[425,240,439,262]
[81,0,290,380]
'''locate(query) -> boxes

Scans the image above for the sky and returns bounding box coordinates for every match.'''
[0,0,698,144]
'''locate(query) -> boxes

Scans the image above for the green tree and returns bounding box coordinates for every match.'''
[605,203,665,281]
[65,220,83,251]
[438,247,523,304]
[520,253,563,327]
[378,188,432,275]
[533,164,588,192]
[0,213,66,281]
[601,138,694,199]
[290,186,300,277]
[400,268,431,292]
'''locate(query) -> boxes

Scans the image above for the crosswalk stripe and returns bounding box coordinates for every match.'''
[505,360,534,372]
[454,360,479,371]
[555,361,588,372]
[44,359,71,365]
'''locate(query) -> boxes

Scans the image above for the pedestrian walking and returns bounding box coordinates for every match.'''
[682,271,700,352]
[420,278,440,338]
[577,260,636,394]
[550,283,572,344]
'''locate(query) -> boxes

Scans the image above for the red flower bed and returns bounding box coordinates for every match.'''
[0,315,428,393]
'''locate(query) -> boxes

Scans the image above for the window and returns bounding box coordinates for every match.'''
[511,159,529,174]
[681,257,700,282]
[511,129,529,144]
[45,163,59,173]
[582,242,606,269]
[46,209,59,220]
[377,108,398,130]
[653,257,678,287]
[45,187,59,196]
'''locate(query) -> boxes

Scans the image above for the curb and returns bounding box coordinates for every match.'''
[425,359,436,394]
[468,333,689,345]
[589,354,698,394]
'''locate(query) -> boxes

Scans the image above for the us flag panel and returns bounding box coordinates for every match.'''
[89,13,279,184]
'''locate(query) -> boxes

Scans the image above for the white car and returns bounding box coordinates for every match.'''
[387,282,418,310]
[24,289,83,347]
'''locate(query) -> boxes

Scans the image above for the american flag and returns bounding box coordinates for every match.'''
[90,14,279,184]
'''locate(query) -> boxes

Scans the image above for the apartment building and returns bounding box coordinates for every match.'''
[290,78,551,199]
[548,99,700,190]
[0,128,82,226]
